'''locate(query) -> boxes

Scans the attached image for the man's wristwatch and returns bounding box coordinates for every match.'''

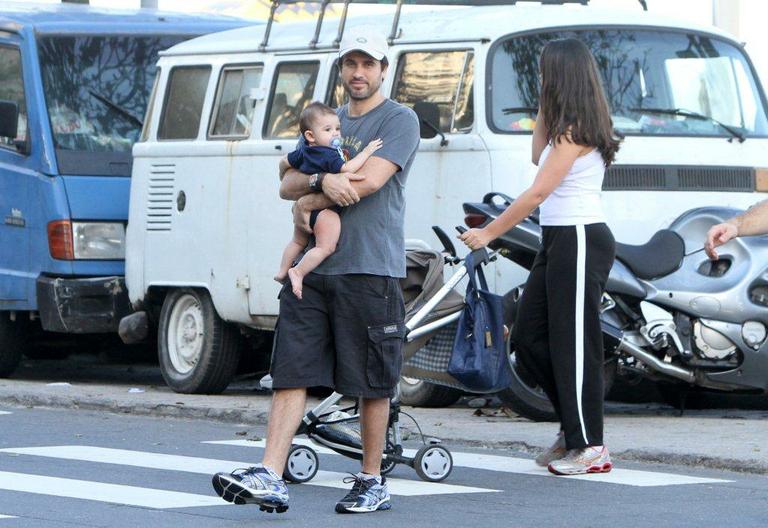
[308,172,326,192]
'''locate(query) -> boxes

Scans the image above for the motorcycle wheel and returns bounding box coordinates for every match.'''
[496,288,616,422]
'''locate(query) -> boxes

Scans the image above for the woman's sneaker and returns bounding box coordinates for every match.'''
[211,465,289,513]
[548,446,613,476]
[335,473,391,514]
[535,431,566,467]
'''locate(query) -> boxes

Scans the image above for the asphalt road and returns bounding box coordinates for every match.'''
[0,407,765,528]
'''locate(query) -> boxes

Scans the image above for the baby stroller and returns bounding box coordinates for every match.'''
[278,227,498,484]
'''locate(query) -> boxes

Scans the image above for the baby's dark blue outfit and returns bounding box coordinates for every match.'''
[287,136,346,175]
[288,136,346,229]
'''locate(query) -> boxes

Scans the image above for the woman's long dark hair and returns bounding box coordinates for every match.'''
[539,38,621,166]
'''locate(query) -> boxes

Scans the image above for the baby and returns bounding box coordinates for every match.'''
[275,101,382,299]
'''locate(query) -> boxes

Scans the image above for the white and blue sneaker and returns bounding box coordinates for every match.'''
[211,465,290,513]
[335,473,391,514]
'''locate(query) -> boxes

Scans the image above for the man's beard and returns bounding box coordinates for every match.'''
[343,79,381,100]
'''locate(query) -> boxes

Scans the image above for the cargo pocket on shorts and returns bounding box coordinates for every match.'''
[366,322,406,389]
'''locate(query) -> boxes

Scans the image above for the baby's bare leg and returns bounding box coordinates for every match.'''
[275,227,310,282]
[288,209,341,299]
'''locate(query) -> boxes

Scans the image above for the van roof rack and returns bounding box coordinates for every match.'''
[259,0,590,51]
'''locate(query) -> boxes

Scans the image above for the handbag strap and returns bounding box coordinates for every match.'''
[464,251,489,294]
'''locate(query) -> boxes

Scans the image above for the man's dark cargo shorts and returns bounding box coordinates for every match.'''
[270,273,406,399]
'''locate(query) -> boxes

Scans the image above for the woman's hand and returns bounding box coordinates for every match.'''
[459,228,493,251]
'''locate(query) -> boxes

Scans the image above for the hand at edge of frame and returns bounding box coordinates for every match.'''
[704,222,738,260]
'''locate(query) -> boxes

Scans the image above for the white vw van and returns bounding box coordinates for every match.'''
[125,0,768,395]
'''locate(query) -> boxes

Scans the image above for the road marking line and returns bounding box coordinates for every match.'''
[0,412,11,415]
[206,438,337,455]
[0,515,16,519]
[0,446,497,496]
[0,471,223,509]
[205,439,731,487]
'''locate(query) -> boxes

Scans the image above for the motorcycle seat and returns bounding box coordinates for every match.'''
[615,229,685,280]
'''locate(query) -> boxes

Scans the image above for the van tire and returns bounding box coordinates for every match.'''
[158,288,240,394]
[399,376,463,407]
[0,313,25,377]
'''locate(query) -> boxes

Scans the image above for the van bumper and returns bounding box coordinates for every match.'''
[36,276,131,334]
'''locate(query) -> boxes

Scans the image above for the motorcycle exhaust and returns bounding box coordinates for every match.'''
[617,339,695,383]
[602,321,695,384]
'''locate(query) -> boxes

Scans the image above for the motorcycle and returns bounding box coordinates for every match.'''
[464,192,768,421]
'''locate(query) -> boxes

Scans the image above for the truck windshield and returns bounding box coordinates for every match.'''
[38,34,189,175]
[491,29,768,138]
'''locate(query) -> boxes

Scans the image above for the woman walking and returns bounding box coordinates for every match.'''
[459,38,620,475]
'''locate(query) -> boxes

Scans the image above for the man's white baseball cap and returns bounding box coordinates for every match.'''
[338,27,388,62]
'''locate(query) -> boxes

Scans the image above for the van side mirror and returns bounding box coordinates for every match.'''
[0,100,19,140]
[413,101,448,146]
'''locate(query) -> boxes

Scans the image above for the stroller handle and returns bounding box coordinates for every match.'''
[405,247,501,334]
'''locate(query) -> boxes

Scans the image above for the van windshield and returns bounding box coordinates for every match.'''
[38,34,189,175]
[491,29,768,138]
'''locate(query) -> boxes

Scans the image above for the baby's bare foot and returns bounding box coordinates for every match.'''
[288,268,303,300]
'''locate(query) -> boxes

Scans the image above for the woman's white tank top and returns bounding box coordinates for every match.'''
[538,143,606,226]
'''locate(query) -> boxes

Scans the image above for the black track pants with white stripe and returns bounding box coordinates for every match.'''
[513,223,615,449]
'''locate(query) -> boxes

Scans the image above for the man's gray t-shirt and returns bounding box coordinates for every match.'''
[312,99,420,278]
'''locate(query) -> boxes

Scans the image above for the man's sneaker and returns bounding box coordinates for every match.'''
[335,473,391,514]
[548,446,613,476]
[211,465,289,513]
[535,431,566,467]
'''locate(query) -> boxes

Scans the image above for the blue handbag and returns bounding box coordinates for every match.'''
[447,251,512,393]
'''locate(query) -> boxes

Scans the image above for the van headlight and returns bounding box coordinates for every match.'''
[72,222,125,260]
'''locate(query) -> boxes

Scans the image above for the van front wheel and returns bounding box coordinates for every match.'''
[158,288,240,394]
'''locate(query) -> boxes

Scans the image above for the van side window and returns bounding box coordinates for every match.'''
[0,46,28,150]
[158,66,211,140]
[210,65,263,138]
[264,62,319,138]
[326,62,347,109]
[393,50,475,133]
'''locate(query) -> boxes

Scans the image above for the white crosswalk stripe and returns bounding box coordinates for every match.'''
[0,412,12,415]
[0,446,498,496]
[205,439,731,487]
[0,471,222,509]
[0,436,733,510]
[0,515,16,519]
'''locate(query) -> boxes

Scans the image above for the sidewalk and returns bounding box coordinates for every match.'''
[2,356,767,474]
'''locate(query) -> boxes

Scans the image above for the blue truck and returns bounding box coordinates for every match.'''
[0,2,249,375]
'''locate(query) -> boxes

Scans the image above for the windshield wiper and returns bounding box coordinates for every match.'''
[502,106,538,115]
[629,107,746,143]
[88,89,144,128]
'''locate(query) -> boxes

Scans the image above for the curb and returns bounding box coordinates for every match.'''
[0,394,270,426]
[1,393,763,476]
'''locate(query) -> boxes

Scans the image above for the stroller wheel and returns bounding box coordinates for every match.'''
[380,456,397,475]
[283,444,319,483]
[413,444,453,482]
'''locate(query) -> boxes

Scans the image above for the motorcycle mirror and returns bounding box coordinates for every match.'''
[432,225,457,257]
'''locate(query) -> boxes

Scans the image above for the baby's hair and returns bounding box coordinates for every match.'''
[299,101,337,135]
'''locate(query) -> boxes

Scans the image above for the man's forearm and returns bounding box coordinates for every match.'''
[344,157,397,198]
[299,192,335,212]
[731,199,768,236]
[296,174,381,214]
[279,168,313,200]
